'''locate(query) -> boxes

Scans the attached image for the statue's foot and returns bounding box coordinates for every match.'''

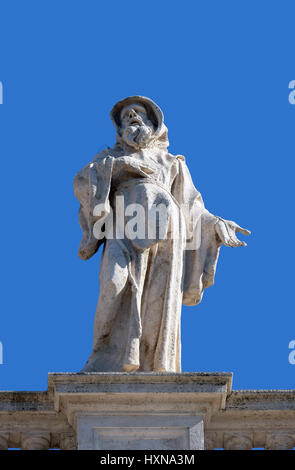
[123,363,139,372]
[81,350,141,372]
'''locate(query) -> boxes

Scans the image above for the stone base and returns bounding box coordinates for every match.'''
[78,414,204,450]
[49,372,232,450]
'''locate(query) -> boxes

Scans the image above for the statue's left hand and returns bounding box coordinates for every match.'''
[215,218,251,247]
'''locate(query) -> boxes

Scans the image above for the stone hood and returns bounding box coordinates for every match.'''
[110,95,169,150]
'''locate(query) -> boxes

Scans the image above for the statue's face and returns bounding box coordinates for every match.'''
[119,103,155,149]
[120,104,150,130]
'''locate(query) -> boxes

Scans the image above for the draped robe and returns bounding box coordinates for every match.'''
[74,144,222,372]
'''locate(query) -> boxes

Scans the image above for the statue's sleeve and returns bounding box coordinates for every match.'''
[172,156,221,306]
[73,154,113,260]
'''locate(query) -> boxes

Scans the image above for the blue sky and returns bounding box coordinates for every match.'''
[0,1,294,391]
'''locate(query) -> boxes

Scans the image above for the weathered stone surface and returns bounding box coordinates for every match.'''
[78,415,204,450]
[0,374,294,450]
[21,433,50,450]
[207,390,295,449]
[265,433,295,450]
[223,432,253,450]
[0,387,75,449]
[0,433,9,450]
[50,372,231,450]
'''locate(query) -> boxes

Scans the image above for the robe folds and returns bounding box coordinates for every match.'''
[74,146,221,372]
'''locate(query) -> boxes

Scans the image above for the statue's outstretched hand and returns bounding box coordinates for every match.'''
[215,218,251,247]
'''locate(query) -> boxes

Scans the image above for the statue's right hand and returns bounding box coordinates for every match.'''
[215,218,251,248]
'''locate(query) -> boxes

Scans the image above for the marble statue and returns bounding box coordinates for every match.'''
[74,96,250,373]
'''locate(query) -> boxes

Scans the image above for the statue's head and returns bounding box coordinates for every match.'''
[110,96,169,150]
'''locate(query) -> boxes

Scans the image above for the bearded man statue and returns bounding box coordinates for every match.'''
[74,96,250,373]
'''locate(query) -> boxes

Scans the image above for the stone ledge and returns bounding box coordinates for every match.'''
[226,390,295,410]
[45,373,234,442]
[48,371,233,387]
[0,392,53,412]
[0,374,295,450]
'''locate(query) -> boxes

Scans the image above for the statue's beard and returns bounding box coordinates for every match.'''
[121,123,154,149]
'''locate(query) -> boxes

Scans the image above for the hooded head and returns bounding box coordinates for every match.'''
[110,96,169,150]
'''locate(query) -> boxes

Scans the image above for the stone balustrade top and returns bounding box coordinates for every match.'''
[0,374,294,450]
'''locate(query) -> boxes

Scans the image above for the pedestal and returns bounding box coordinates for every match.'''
[49,372,232,450]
